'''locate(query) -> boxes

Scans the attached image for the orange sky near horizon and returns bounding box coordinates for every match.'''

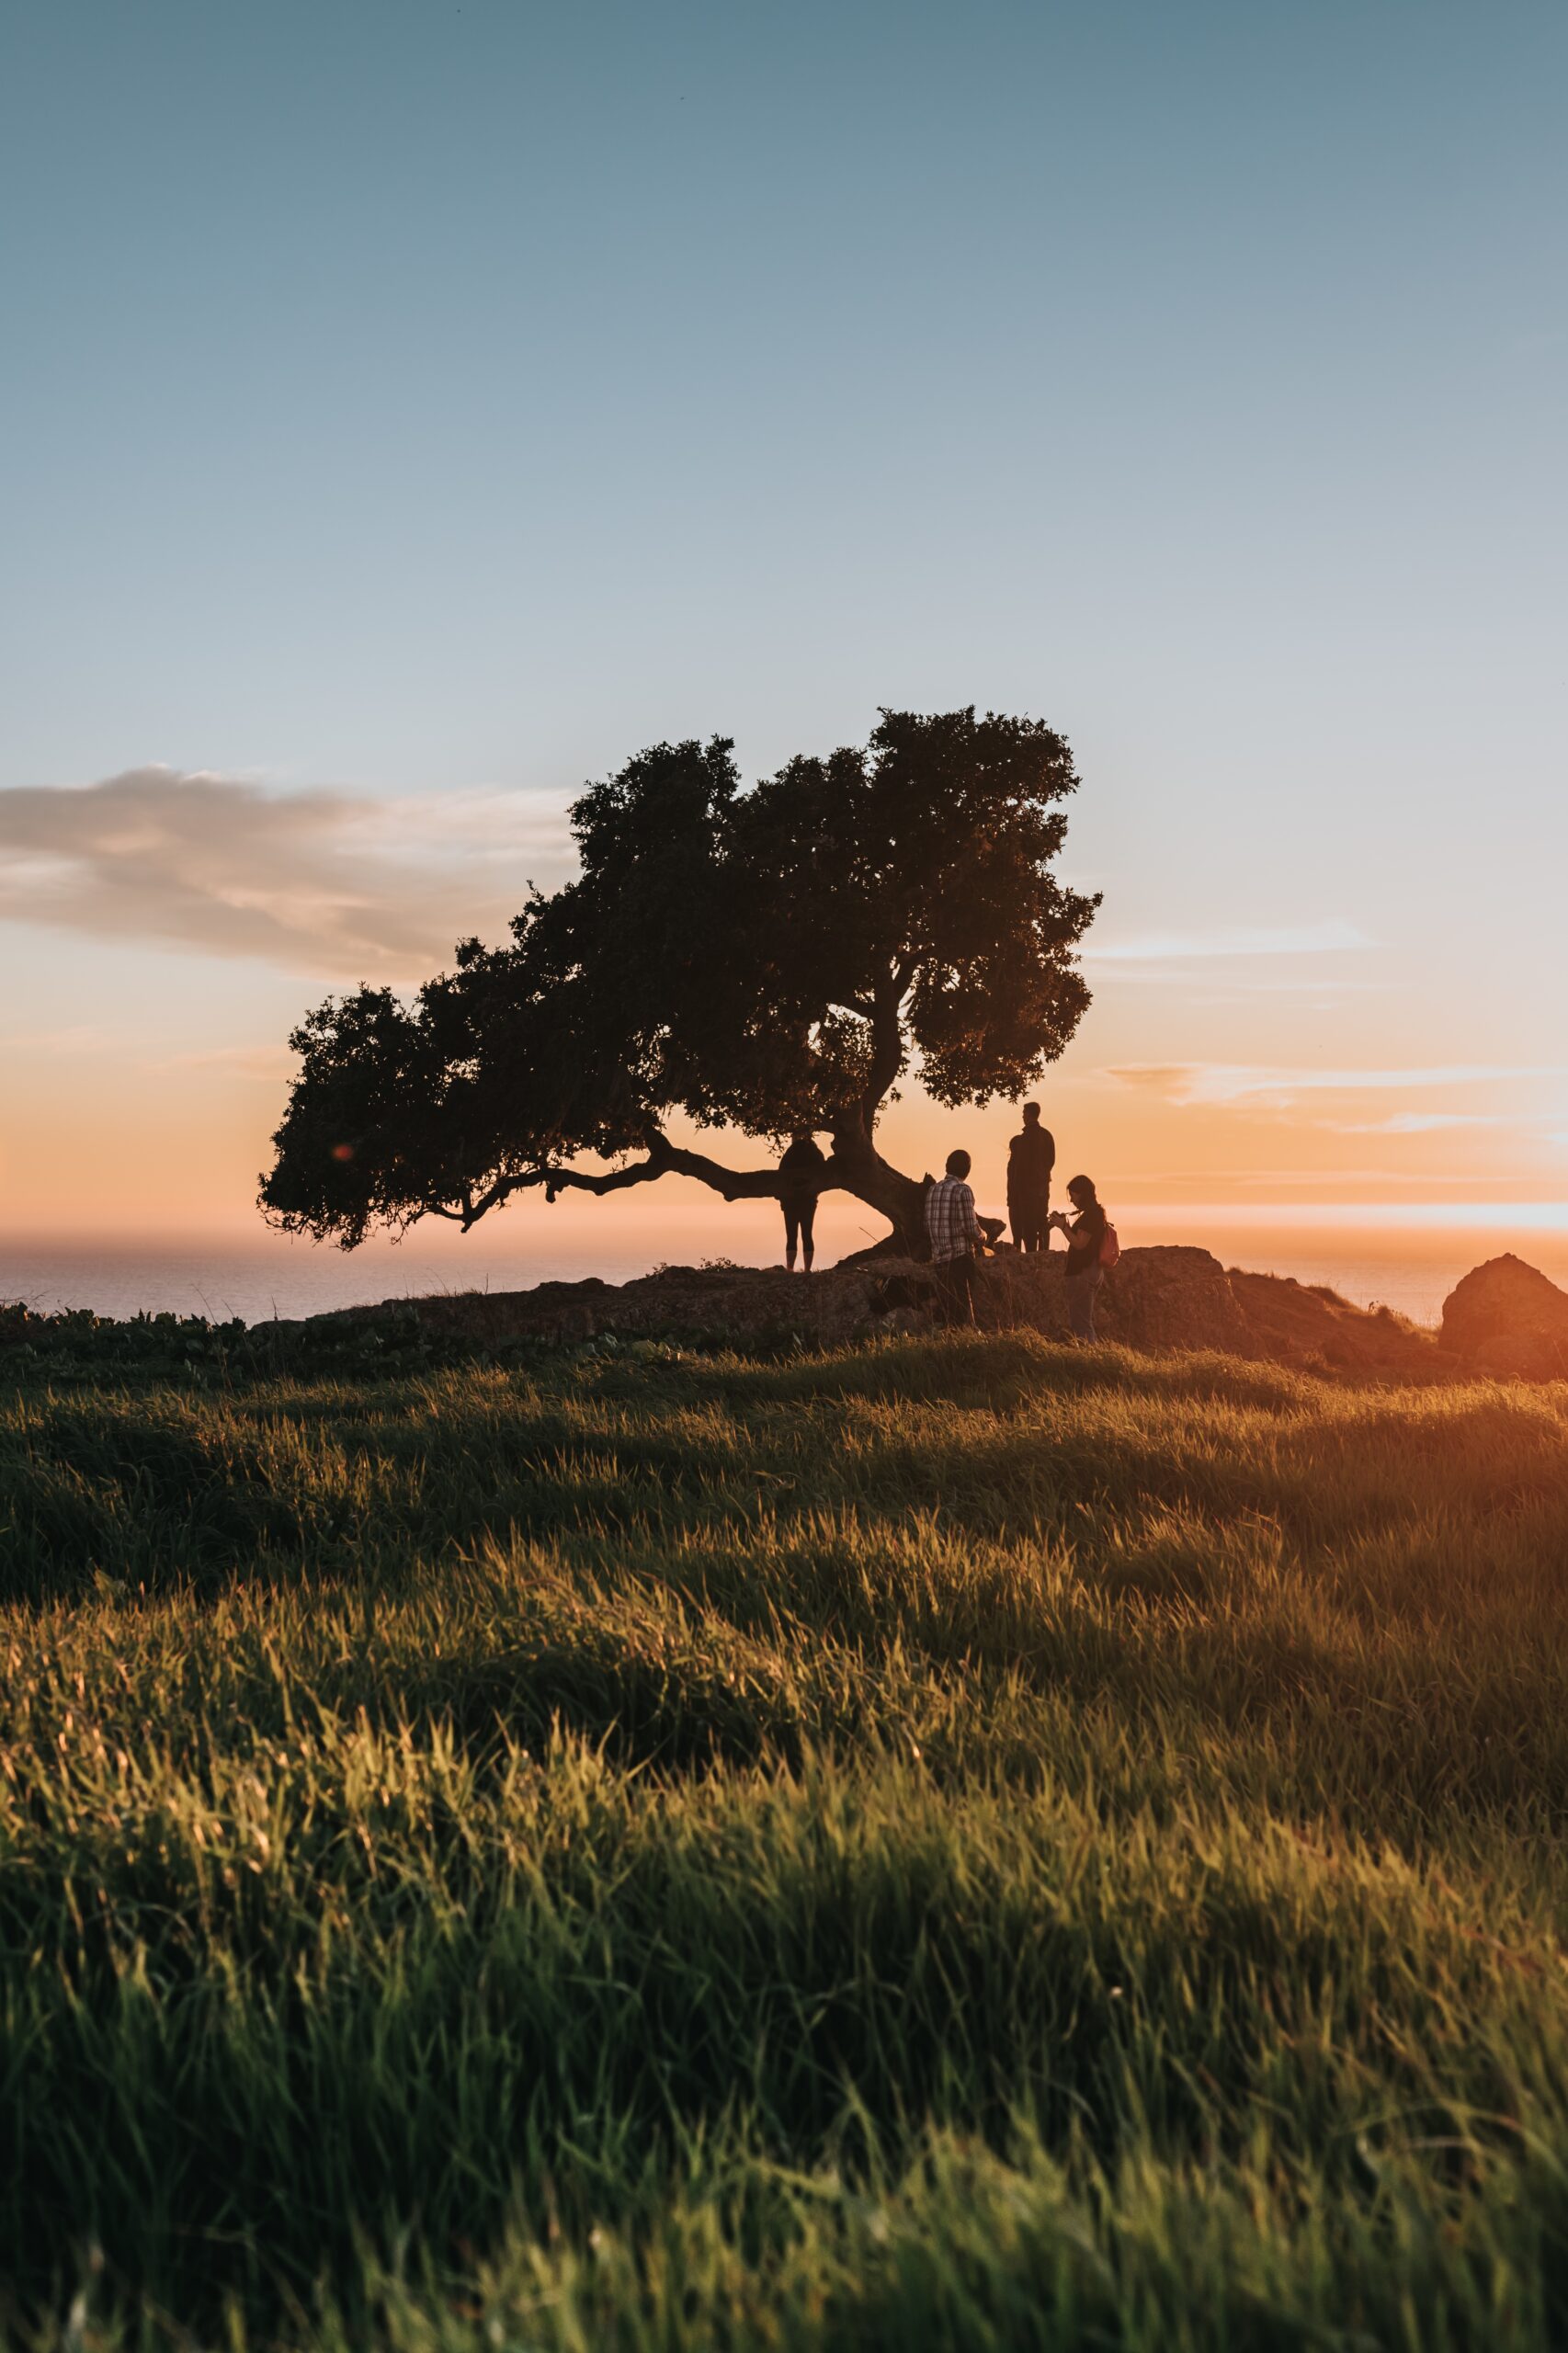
[4,6,1564,1267]
[3,785,1562,1255]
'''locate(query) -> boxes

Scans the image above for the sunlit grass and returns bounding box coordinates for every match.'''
[2,1332,1567,2347]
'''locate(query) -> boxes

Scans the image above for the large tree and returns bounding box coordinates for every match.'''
[260,707,1099,1256]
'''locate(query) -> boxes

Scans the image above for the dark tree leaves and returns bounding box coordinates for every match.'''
[260,709,1099,1247]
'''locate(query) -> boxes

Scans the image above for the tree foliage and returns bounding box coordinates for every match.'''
[261,708,1099,1250]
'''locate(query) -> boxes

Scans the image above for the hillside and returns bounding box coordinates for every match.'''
[3,1321,1568,2347]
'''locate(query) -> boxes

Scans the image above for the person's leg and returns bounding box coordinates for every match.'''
[936,1254,975,1327]
[784,1204,801,1271]
[801,1198,815,1272]
[1066,1266,1102,1341]
[1016,1198,1046,1252]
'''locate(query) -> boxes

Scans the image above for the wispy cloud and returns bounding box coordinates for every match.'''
[1105,1062,1564,1108]
[0,767,574,978]
[1084,919,1369,965]
[1328,1111,1524,1136]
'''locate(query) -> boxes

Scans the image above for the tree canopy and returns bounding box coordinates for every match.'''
[260,707,1100,1254]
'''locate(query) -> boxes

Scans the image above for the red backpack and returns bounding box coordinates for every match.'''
[1098,1220,1120,1269]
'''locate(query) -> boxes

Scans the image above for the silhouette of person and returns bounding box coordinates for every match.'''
[1006,1101,1055,1253]
[778,1131,826,1271]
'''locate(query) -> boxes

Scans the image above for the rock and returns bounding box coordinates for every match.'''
[975,1245,1256,1353]
[1439,1255,1568,1381]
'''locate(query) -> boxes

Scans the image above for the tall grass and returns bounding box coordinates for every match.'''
[2,1331,1567,2347]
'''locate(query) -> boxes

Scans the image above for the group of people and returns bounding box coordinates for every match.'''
[925,1107,1109,1338]
[775,1103,1112,1340]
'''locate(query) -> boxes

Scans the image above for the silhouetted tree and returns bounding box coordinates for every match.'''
[260,708,1099,1256]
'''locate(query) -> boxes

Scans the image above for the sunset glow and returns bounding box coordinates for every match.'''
[2,1,1561,1293]
[6,12,1568,2338]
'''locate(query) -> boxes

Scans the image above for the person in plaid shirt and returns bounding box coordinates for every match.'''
[925,1148,979,1325]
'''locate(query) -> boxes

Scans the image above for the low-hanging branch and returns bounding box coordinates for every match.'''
[260,707,1100,1257]
[424,1129,869,1231]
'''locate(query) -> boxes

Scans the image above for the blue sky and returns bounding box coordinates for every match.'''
[1,0,1563,1240]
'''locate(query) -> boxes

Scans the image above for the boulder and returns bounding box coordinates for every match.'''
[1439,1255,1568,1381]
[971,1244,1256,1353]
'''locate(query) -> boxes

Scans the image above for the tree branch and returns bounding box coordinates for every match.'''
[449,1129,863,1231]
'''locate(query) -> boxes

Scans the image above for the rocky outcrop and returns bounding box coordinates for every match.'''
[386,1244,1256,1356]
[1224,1267,1442,1379]
[972,1245,1256,1353]
[22,1250,1564,1385]
[286,1243,1447,1379]
[1440,1255,1568,1382]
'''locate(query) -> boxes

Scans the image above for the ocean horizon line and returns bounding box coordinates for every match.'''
[5,1201,1566,1253]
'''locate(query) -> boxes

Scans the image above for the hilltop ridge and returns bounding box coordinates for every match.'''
[292,1243,1449,1381]
[10,1245,1564,1385]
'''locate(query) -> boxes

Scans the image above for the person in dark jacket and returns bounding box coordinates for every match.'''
[1006,1101,1055,1252]
[1050,1174,1108,1340]
[778,1132,826,1271]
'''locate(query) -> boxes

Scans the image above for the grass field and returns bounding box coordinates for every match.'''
[4,1326,1568,2348]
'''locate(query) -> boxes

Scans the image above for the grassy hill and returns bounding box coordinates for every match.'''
[4,1326,1568,2348]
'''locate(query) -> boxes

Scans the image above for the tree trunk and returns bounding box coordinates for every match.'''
[454,1113,932,1262]
[825,1121,928,1256]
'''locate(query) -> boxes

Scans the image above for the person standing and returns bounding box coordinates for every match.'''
[778,1131,826,1271]
[1006,1101,1055,1252]
[1051,1175,1108,1341]
[925,1148,980,1325]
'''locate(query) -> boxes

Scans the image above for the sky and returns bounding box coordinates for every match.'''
[1,0,1563,1265]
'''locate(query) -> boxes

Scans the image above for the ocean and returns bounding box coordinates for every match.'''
[6,1203,1566,1330]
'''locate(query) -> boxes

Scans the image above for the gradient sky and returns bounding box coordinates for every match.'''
[2,0,1563,1254]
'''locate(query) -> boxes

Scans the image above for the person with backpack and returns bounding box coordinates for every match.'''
[1050,1174,1118,1341]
